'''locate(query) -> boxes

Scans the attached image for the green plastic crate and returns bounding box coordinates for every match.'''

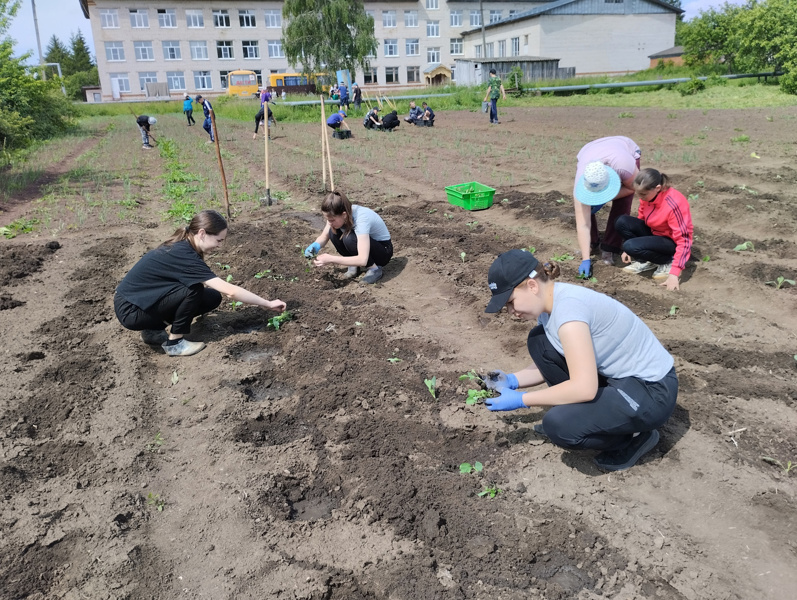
[445,181,496,211]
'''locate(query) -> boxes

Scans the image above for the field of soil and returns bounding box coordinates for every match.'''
[1,103,796,600]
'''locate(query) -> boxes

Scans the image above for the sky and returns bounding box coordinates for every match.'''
[7,0,742,62]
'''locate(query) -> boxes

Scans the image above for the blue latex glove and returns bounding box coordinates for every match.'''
[578,260,592,278]
[485,389,526,412]
[304,242,321,258]
[483,370,519,392]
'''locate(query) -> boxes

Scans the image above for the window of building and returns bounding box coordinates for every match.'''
[406,39,419,56]
[129,9,149,28]
[213,9,230,28]
[190,41,209,60]
[470,11,481,27]
[489,10,502,24]
[474,44,482,59]
[138,71,157,91]
[253,69,262,86]
[426,0,439,9]
[363,68,377,84]
[498,40,506,58]
[511,37,520,57]
[450,38,463,55]
[427,47,440,63]
[220,70,229,89]
[239,10,256,27]
[264,9,281,27]
[384,39,398,57]
[134,41,154,61]
[509,10,517,18]
[216,40,234,59]
[166,71,185,90]
[100,9,118,28]
[385,67,399,84]
[186,10,204,28]
[194,70,212,90]
[242,40,259,59]
[486,42,495,58]
[451,64,456,81]
[268,40,284,58]
[407,66,420,83]
[162,41,181,60]
[426,20,439,37]
[109,73,130,93]
[157,9,176,28]
[105,41,125,62]
[382,10,396,28]
[605,0,624,3]
[404,10,418,27]
[450,10,461,27]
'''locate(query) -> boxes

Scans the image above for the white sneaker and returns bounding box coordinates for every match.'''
[652,262,672,280]
[342,266,360,279]
[622,261,657,274]
[162,338,206,357]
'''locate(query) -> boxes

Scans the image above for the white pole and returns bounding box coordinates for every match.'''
[31,0,46,81]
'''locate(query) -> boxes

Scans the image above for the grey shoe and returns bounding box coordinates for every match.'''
[594,430,660,472]
[342,266,360,279]
[533,423,549,439]
[141,329,168,345]
[162,338,206,357]
[652,262,673,281]
[622,260,656,274]
[362,265,383,284]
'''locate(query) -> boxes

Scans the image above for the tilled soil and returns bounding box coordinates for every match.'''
[1,105,796,600]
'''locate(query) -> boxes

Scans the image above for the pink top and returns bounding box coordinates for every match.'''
[573,136,641,199]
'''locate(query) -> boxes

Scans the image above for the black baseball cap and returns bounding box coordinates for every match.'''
[485,249,539,313]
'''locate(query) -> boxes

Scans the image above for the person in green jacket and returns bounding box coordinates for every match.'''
[483,68,507,125]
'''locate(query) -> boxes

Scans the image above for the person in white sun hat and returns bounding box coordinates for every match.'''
[573,136,641,278]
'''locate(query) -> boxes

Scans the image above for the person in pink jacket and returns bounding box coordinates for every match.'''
[616,168,694,291]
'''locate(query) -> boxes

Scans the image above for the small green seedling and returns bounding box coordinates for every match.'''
[229,301,243,311]
[146,492,165,511]
[731,134,750,143]
[280,219,288,226]
[427,208,438,214]
[618,112,635,119]
[444,213,454,220]
[466,389,491,405]
[762,456,794,475]
[702,256,711,262]
[458,370,483,383]
[225,274,233,283]
[267,310,293,330]
[459,461,484,474]
[556,197,567,204]
[765,276,795,290]
[669,305,679,316]
[424,376,437,399]
[501,198,509,204]
[171,370,179,385]
[688,194,699,202]
[552,252,575,262]
[387,357,402,364]
[215,263,231,270]
[460,252,466,263]
[146,432,164,453]
[478,485,502,499]
[576,273,597,283]
[750,152,761,159]
[254,269,271,279]
[521,246,536,254]
[466,221,479,230]
[733,241,755,252]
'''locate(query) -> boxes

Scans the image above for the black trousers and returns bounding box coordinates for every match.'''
[527,325,678,451]
[615,215,677,265]
[328,229,393,268]
[114,285,222,335]
[184,109,195,125]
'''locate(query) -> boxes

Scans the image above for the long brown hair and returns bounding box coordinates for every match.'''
[634,168,671,193]
[532,261,561,283]
[321,191,354,235]
[163,210,227,258]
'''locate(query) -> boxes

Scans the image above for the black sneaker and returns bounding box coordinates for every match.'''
[594,430,660,472]
[533,423,548,439]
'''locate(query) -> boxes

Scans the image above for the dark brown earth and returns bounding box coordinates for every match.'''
[1,104,796,599]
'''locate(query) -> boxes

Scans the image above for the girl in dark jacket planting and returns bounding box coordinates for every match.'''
[114,210,286,356]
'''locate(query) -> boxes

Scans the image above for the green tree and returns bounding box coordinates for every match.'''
[67,29,94,75]
[44,34,69,75]
[64,66,99,101]
[680,3,746,73]
[281,0,377,82]
[735,0,797,92]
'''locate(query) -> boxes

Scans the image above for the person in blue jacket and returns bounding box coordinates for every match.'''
[182,94,195,126]
[338,82,349,110]
[195,94,214,143]
[326,110,350,132]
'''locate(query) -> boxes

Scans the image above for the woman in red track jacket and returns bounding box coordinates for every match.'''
[615,168,694,291]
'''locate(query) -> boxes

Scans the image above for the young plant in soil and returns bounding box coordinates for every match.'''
[765,276,795,290]
[762,456,794,475]
[424,376,437,399]
[229,301,243,311]
[146,432,164,453]
[267,310,293,331]
[669,305,679,316]
[460,252,466,263]
[552,252,575,262]
[146,492,165,511]
[478,485,502,499]
[733,241,755,252]
[459,461,483,474]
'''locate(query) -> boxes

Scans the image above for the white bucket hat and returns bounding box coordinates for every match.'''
[576,161,621,206]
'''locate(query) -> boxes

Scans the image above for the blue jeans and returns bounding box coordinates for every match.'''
[489,98,499,122]
[203,116,214,141]
[139,126,149,146]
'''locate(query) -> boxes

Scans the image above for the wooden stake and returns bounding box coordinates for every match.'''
[208,110,230,219]
[320,95,327,190]
[262,117,272,206]
[323,114,334,192]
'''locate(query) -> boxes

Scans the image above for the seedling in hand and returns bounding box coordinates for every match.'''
[267,310,293,330]
[458,370,483,383]
[478,485,502,499]
[459,461,483,474]
[765,276,795,290]
[466,389,492,405]
[733,241,755,252]
[424,376,437,399]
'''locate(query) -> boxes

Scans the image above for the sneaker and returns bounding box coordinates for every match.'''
[622,260,656,274]
[342,266,360,280]
[206,140,214,144]
[600,250,616,266]
[652,262,672,281]
[162,338,206,357]
[142,145,153,150]
[533,423,548,439]
[594,430,660,472]
[140,329,168,345]
[362,265,383,284]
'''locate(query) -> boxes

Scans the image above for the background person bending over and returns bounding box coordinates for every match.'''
[481,249,678,472]
[573,136,641,277]
[114,210,286,357]
[617,168,694,291]
[381,110,400,131]
[304,191,393,284]
[327,110,350,131]
[136,115,156,149]
[253,104,276,139]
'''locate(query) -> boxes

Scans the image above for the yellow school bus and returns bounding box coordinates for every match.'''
[268,72,326,95]
[227,70,259,97]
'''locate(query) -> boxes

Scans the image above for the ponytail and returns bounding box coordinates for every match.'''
[162,209,228,258]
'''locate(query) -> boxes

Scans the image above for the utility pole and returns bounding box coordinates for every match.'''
[31,0,46,80]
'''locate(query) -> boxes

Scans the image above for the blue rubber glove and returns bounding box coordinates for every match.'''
[483,370,519,392]
[485,389,526,411]
[578,260,592,278]
[304,242,321,258]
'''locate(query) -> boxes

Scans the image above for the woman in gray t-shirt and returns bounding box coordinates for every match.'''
[303,191,393,284]
[481,249,678,472]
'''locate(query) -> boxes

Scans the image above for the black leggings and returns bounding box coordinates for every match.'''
[114,285,222,335]
[615,215,677,265]
[527,325,678,451]
[185,109,195,125]
[328,229,393,268]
